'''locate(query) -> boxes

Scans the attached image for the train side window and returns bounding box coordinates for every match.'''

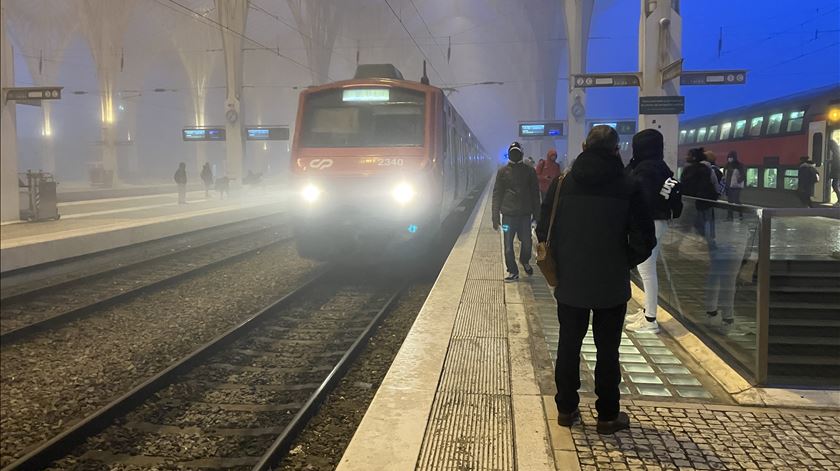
[733,120,747,138]
[687,129,696,143]
[720,122,732,140]
[749,116,764,137]
[697,127,707,143]
[763,168,778,189]
[679,130,687,144]
[767,113,783,135]
[707,125,718,141]
[783,169,799,190]
[746,167,759,187]
[786,110,805,132]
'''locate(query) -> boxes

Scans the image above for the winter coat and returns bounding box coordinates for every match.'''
[681,162,718,210]
[492,162,540,225]
[536,158,562,194]
[798,162,819,196]
[724,162,746,189]
[628,156,680,221]
[174,167,187,185]
[535,148,656,309]
[201,165,213,185]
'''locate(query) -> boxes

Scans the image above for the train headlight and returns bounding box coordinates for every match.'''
[392,182,416,205]
[301,184,322,203]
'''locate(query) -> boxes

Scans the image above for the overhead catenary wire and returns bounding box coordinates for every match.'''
[383,0,448,87]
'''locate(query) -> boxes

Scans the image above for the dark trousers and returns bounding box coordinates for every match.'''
[554,301,626,421]
[798,190,813,208]
[502,214,532,275]
[726,188,742,220]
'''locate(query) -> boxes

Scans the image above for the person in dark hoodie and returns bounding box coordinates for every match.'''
[680,147,718,247]
[536,125,655,434]
[174,162,187,204]
[492,141,541,282]
[625,129,682,334]
[723,151,746,220]
[797,156,819,207]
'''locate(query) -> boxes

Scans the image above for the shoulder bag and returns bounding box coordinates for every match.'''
[536,174,564,287]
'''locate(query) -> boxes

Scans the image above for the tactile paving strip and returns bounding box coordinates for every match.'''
[437,338,510,395]
[468,252,505,280]
[452,304,507,339]
[462,279,504,304]
[416,391,514,471]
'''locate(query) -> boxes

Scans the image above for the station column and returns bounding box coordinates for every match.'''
[563,0,594,164]
[638,0,682,170]
[1,5,20,222]
[218,0,249,184]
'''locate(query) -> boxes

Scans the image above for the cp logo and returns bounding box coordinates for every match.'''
[309,159,334,170]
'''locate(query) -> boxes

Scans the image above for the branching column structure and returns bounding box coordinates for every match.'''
[526,0,563,160]
[172,0,218,172]
[1,4,19,221]
[562,0,594,162]
[286,0,340,86]
[79,0,132,186]
[6,0,78,175]
[217,0,248,182]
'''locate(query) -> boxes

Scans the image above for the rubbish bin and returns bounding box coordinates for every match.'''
[20,171,60,221]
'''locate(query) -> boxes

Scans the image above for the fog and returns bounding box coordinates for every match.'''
[4,0,838,186]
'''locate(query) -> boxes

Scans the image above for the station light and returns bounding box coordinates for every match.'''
[829,108,840,122]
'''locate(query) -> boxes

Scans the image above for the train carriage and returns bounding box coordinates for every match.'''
[290,64,492,260]
[677,85,840,207]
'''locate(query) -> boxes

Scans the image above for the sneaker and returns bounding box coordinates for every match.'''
[504,273,519,282]
[557,408,581,427]
[523,264,534,276]
[706,310,719,327]
[626,308,645,324]
[720,318,734,334]
[596,411,631,435]
[626,317,660,334]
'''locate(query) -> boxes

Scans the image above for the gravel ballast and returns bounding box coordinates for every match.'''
[0,242,318,467]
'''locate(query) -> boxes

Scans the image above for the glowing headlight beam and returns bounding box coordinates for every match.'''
[392,182,415,205]
[302,184,321,202]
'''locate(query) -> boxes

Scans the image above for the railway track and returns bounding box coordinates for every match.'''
[0,224,292,343]
[4,270,405,471]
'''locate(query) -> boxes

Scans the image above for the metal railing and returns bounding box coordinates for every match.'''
[653,196,839,385]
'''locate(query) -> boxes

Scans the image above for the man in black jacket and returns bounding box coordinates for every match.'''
[536,126,655,434]
[492,141,541,282]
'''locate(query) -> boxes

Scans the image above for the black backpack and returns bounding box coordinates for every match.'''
[659,176,683,218]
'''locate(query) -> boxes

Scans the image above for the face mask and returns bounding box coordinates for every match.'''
[728,158,734,163]
[509,154,523,163]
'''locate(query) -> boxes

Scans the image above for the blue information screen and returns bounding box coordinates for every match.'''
[182,128,226,141]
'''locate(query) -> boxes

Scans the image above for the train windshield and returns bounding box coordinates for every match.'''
[300,87,426,147]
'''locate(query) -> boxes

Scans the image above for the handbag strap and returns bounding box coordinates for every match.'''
[546,174,564,241]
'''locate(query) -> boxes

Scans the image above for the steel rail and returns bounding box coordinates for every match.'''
[0,235,293,344]
[1,268,330,471]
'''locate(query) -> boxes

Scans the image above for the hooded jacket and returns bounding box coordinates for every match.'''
[680,150,718,210]
[492,161,540,225]
[536,151,562,193]
[536,147,656,309]
[798,161,819,196]
[627,131,679,221]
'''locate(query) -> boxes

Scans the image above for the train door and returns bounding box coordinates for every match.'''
[807,120,828,203]
[829,128,840,205]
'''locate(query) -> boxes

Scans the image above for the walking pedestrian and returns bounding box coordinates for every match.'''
[681,148,719,247]
[797,156,819,208]
[200,162,214,198]
[536,149,562,201]
[829,140,840,206]
[174,162,187,205]
[492,141,541,282]
[723,151,745,220]
[536,125,655,434]
[625,129,682,334]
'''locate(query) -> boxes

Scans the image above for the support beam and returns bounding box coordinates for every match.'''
[563,0,594,165]
[638,0,682,170]
[1,5,20,222]
[218,0,249,183]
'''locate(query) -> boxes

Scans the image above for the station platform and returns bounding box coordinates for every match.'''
[0,188,287,273]
[337,185,840,471]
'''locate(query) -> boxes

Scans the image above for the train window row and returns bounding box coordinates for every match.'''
[679,109,806,145]
[676,165,803,191]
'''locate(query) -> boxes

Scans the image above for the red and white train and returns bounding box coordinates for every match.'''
[290,64,493,260]
[678,85,840,206]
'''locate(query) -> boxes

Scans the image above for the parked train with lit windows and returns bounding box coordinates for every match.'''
[290,64,493,260]
[677,85,840,207]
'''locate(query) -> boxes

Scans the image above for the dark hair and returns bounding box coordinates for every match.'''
[727,150,738,160]
[585,125,619,152]
[800,156,810,163]
[688,147,706,163]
